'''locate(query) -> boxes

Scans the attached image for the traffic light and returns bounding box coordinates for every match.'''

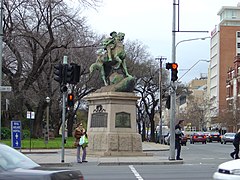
[166,63,172,70]
[71,64,80,84]
[67,93,74,107]
[53,64,63,83]
[166,95,171,109]
[165,62,178,82]
[64,64,80,84]
[171,63,178,82]
[65,64,74,84]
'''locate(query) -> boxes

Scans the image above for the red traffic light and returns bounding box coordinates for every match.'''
[67,93,74,107]
[171,63,178,70]
[68,94,73,101]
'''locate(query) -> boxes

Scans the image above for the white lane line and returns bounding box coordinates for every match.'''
[129,165,144,180]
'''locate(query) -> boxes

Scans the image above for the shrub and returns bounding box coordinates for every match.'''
[1,127,11,139]
[22,130,30,139]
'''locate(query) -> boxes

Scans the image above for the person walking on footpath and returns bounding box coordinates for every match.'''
[175,120,184,160]
[74,122,87,163]
[230,129,240,159]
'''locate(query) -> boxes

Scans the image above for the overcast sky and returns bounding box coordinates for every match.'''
[74,0,240,83]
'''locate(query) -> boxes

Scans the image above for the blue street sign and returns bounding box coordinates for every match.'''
[11,121,21,149]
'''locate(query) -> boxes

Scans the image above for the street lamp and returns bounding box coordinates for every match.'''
[175,37,211,49]
[178,59,210,81]
[45,97,50,144]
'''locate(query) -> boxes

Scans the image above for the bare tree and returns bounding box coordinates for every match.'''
[2,0,99,137]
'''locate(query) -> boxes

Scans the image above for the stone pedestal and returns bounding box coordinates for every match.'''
[85,92,144,156]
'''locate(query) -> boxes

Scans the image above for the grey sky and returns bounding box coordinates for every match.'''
[73,0,239,83]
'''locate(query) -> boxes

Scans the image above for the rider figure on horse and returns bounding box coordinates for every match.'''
[102,31,118,62]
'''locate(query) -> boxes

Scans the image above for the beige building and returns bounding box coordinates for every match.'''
[174,78,208,131]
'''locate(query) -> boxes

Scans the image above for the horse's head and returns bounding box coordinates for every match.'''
[117,32,125,42]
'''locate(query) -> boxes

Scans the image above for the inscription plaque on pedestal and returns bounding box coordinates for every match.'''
[115,112,131,128]
[91,112,107,127]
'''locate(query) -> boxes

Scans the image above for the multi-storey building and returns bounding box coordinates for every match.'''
[208,3,240,123]
[226,56,240,131]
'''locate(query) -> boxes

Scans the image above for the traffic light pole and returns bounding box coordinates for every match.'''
[61,56,67,163]
[169,0,177,160]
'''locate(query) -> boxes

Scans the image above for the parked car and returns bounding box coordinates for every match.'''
[213,159,240,180]
[207,132,221,142]
[164,133,187,146]
[203,132,211,139]
[221,132,236,144]
[190,132,207,144]
[0,143,84,180]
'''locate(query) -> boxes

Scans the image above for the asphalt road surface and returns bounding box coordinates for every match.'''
[72,142,234,180]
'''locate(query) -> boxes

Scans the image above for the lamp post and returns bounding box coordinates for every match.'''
[169,33,211,160]
[45,97,50,144]
[155,57,167,144]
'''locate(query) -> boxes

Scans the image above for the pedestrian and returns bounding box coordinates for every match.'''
[230,129,240,159]
[74,122,87,163]
[80,131,88,163]
[175,120,184,160]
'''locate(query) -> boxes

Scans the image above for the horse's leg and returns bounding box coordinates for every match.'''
[113,56,122,70]
[100,65,108,86]
[121,60,132,77]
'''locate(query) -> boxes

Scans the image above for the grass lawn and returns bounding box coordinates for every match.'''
[0,136,76,149]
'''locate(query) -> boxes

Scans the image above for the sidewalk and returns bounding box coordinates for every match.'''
[24,142,183,166]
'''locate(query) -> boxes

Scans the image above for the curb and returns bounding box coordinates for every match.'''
[23,151,58,154]
[39,160,183,167]
[39,163,72,167]
[97,161,183,166]
[143,148,169,152]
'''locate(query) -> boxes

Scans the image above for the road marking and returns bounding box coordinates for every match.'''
[129,165,144,180]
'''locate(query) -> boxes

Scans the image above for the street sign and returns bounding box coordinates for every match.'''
[11,121,21,149]
[0,86,12,92]
[27,111,35,119]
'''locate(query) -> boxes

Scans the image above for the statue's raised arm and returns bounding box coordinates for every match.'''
[89,31,134,92]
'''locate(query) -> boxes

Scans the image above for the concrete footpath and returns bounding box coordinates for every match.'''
[23,142,183,166]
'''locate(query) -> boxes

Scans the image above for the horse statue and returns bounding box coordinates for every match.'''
[90,32,132,86]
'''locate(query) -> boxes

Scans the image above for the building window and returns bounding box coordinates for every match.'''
[238,43,240,48]
[232,10,236,19]
[237,32,240,38]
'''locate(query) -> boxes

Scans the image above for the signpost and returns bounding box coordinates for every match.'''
[27,111,35,151]
[11,121,21,149]
[0,86,12,92]
[0,86,12,141]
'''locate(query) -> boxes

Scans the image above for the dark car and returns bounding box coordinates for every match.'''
[190,132,207,144]
[0,143,84,180]
[221,132,236,144]
[207,132,221,142]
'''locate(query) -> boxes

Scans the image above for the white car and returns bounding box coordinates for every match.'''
[213,159,240,180]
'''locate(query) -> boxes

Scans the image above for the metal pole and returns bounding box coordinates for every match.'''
[169,0,177,160]
[159,58,163,144]
[46,97,50,143]
[156,57,166,144]
[0,0,3,140]
[61,56,67,163]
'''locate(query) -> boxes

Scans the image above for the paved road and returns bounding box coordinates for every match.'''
[69,142,234,180]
